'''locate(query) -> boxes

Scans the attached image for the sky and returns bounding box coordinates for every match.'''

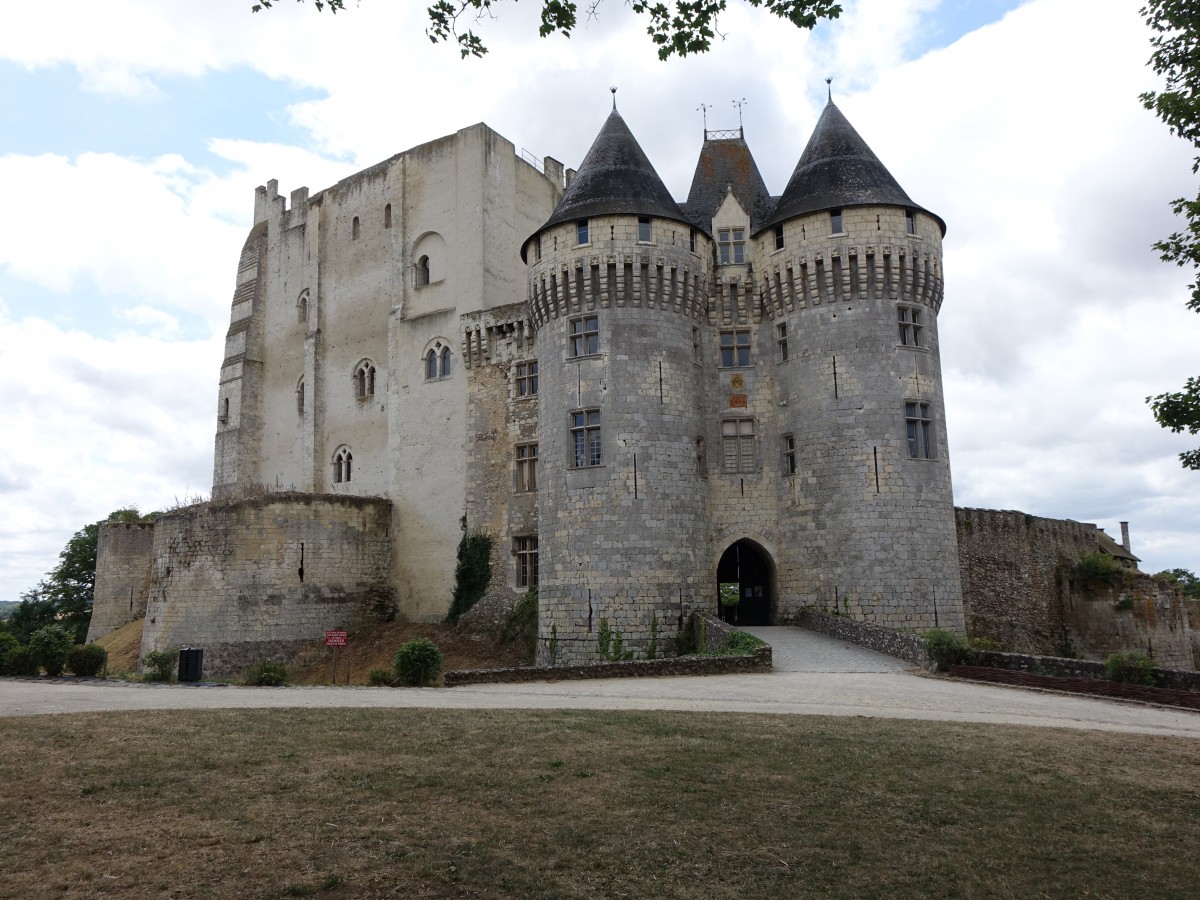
[1,0,1197,601]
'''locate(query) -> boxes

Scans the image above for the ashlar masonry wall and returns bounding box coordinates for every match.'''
[88,521,155,642]
[140,493,393,676]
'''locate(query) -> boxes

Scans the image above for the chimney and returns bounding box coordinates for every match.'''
[1120,521,1131,553]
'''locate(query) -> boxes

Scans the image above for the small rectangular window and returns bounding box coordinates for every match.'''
[515,360,539,396]
[514,535,539,587]
[722,418,756,473]
[718,228,746,264]
[905,401,934,459]
[897,306,923,347]
[569,316,599,357]
[571,409,602,468]
[692,326,702,365]
[782,433,796,476]
[830,209,844,234]
[776,322,788,361]
[719,329,751,367]
[514,443,538,492]
[535,236,542,260]
[638,216,651,242]
[774,223,784,251]
[689,228,697,252]
[577,219,589,245]
[906,210,916,235]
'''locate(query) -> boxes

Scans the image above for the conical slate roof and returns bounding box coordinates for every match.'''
[763,100,944,235]
[682,131,775,235]
[538,109,688,232]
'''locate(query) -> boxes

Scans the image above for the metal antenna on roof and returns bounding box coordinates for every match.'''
[825,77,833,102]
[610,86,617,110]
[732,97,748,136]
[697,102,712,138]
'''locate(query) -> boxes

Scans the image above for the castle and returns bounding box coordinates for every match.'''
[88,96,1197,674]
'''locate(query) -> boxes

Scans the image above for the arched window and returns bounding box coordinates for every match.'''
[296,376,305,416]
[297,290,309,324]
[384,204,392,229]
[355,360,376,399]
[424,341,452,381]
[416,255,430,287]
[425,349,438,381]
[352,216,361,240]
[334,447,353,484]
[440,346,452,378]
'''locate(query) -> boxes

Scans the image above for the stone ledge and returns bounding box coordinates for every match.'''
[444,647,771,686]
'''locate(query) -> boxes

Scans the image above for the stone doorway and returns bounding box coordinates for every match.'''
[716,540,773,626]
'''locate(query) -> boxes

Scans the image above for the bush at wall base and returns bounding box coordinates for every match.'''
[243,660,288,686]
[142,649,178,682]
[68,643,108,677]
[923,629,970,671]
[394,639,443,686]
[1105,651,1156,686]
[29,624,75,676]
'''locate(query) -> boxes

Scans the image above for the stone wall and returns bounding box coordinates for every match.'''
[139,493,393,676]
[1188,600,1200,670]
[794,608,931,667]
[88,521,155,642]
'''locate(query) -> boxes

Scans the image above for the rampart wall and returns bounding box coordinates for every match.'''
[88,521,155,642]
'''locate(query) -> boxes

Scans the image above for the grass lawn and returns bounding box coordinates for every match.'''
[1,709,1197,898]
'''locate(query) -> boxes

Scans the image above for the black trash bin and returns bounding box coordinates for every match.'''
[178,647,204,683]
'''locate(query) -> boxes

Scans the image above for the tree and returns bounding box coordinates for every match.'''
[251,0,841,59]
[1155,567,1200,598]
[1142,1,1200,469]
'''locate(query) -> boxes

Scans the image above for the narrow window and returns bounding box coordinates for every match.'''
[515,535,539,587]
[298,293,308,324]
[425,349,438,381]
[535,236,542,261]
[440,346,452,378]
[776,322,788,361]
[515,360,539,397]
[569,316,599,357]
[514,443,538,492]
[719,329,751,367]
[830,209,844,234]
[416,255,430,287]
[355,361,376,398]
[334,447,353,483]
[905,402,934,459]
[296,377,305,416]
[638,216,651,243]
[219,397,229,424]
[773,223,785,251]
[782,433,796,475]
[352,216,360,240]
[717,228,746,264]
[897,305,924,347]
[384,204,392,229]
[721,418,755,473]
[696,436,707,475]
[577,219,589,245]
[570,409,602,468]
[906,209,916,235]
[692,326,702,365]
[689,228,697,252]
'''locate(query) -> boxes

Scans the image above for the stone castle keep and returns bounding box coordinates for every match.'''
[89,97,1196,674]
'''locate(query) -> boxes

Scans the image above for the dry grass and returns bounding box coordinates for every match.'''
[1,709,1198,899]
[93,618,144,673]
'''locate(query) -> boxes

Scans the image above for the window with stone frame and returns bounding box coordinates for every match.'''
[355,360,376,398]
[514,535,539,587]
[905,401,934,459]
[440,346,452,378]
[692,326,702,365]
[906,209,916,235]
[569,315,599,357]
[334,446,353,483]
[570,409,602,468]
[425,341,451,381]
[722,418,756,473]
[773,223,785,251]
[781,433,796,476]
[776,322,788,361]
[416,255,430,287]
[719,329,751,367]
[576,219,589,245]
[897,305,924,347]
[717,227,745,264]
[830,208,844,234]
[296,376,305,416]
[514,443,538,492]
[515,360,539,397]
[638,216,652,242]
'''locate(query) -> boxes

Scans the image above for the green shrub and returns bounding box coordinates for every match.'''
[1113,595,1136,611]
[924,629,970,671]
[0,632,20,675]
[445,518,493,624]
[4,645,36,677]
[501,587,538,647]
[244,660,287,686]
[394,639,443,686]
[968,637,1003,653]
[1073,552,1124,589]
[142,648,178,682]
[597,618,633,662]
[1105,652,1156,686]
[29,624,75,676]
[368,668,395,686]
[68,643,108,677]
[723,631,765,655]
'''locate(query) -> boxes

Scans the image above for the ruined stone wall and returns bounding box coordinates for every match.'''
[1062,579,1193,671]
[88,521,155,642]
[139,494,393,676]
[1189,600,1200,670]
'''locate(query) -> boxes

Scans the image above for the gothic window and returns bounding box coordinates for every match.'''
[576,219,589,245]
[898,305,923,347]
[774,223,785,251]
[830,209,844,234]
[776,322,788,361]
[905,402,934,459]
[717,228,745,264]
[297,290,309,324]
[719,329,751,367]
[416,255,430,287]
[515,360,539,397]
[514,443,538,492]
[352,216,361,240]
[355,360,376,399]
[440,346,452,377]
[638,216,651,242]
[384,204,392,228]
[782,433,796,476]
[514,535,539,587]
[570,409,602,468]
[334,446,353,483]
[569,316,599,357]
[296,376,305,416]
[424,341,451,381]
[722,418,756,473]
[426,349,438,381]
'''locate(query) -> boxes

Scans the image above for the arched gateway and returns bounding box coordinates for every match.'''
[716,540,774,626]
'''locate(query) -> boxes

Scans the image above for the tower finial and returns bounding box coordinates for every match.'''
[825,77,833,102]
[610,86,617,110]
[732,97,748,132]
[698,102,712,136]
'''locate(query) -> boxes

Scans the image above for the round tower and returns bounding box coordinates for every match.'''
[523,105,715,664]
[756,98,964,632]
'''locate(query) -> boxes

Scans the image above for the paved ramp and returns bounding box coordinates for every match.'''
[738,626,909,673]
